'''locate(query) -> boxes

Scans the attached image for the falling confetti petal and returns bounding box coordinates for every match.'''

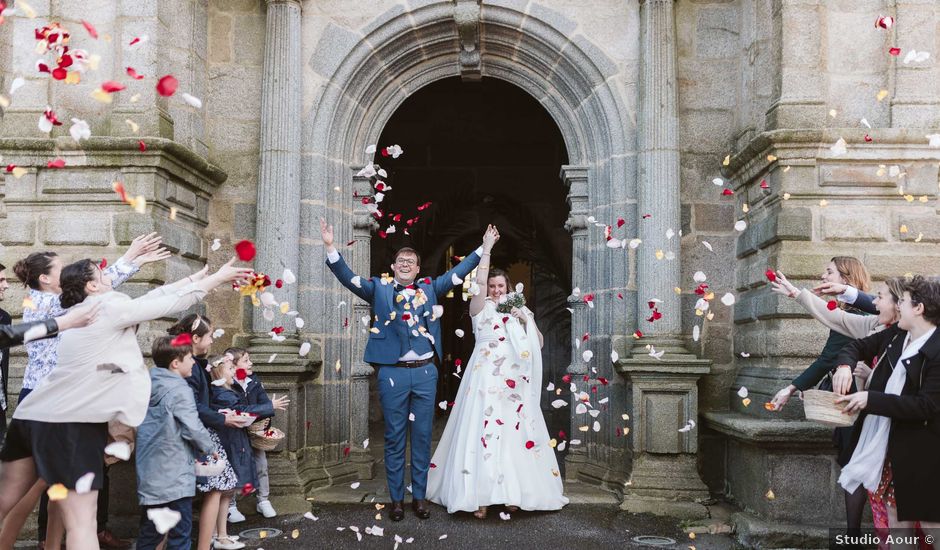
[104,442,131,461]
[720,292,736,306]
[181,92,202,108]
[156,74,178,97]
[737,386,749,398]
[830,137,847,156]
[234,239,256,261]
[734,220,747,232]
[299,342,311,357]
[75,473,95,494]
[147,507,182,534]
[46,484,68,501]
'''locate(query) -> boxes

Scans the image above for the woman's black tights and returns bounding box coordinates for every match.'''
[844,485,867,534]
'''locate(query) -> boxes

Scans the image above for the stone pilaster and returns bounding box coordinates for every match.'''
[622,0,710,517]
[890,1,940,128]
[252,0,302,332]
[560,165,590,481]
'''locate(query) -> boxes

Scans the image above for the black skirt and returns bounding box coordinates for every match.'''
[0,418,108,490]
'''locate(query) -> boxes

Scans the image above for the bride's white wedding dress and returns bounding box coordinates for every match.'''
[427,298,569,513]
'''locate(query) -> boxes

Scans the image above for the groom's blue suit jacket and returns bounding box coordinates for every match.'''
[326,250,482,366]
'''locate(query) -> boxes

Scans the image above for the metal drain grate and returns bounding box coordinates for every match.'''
[237,527,283,541]
[630,535,677,547]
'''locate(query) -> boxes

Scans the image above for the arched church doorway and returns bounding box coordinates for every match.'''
[366,76,573,469]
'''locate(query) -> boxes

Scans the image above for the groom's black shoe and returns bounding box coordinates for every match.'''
[390,501,405,522]
[412,499,431,519]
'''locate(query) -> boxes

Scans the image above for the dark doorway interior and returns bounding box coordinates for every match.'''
[368,76,572,466]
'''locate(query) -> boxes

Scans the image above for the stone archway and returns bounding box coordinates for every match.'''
[294,1,637,491]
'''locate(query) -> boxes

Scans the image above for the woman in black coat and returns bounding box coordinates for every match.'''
[836,276,940,529]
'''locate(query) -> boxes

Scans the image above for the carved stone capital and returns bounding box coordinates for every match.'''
[454,0,482,81]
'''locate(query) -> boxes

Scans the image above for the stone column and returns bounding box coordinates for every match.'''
[253,0,302,331]
[620,0,710,518]
[242,0,309,513]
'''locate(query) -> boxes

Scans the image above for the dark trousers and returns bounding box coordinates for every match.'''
[0,406,6,448]
[18,387,110,538]
[136,497,193,550]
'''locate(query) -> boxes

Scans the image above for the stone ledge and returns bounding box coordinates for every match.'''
[702,411,832,445]
[732,510,829,549]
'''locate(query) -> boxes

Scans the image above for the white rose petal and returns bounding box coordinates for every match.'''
[212,329,225,339]
[9,77,25,95]
[295,317,305,329]
[734,220,747,232]
[147,507,181,534]
[104,442,131,461]
[693,271,707,283]
[455,329,465,338]
[210,238,221,251]
[304,511,319,521]
[499,512,511,521]
[282,268,297,284]
[582,350,593,363]
[75,472,95,494]
[693,325,700,342]
[712,177,724,186]
[351,276,362,288]
[721,292,736,306]
[551,399,567,409]
[610,350,619,363]
[737,386,749,398]
[927,134,940,148]
[830,137,847,156]
[181,92,202,108]
[260,292,277,307]
[299,342,311,357]
[451,273,463,285]
[350,482,361,489]
[69,118,91,142]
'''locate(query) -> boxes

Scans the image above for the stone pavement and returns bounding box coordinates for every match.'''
[229,503,742,550]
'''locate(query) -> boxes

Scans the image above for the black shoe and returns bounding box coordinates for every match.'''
[412,498,431,519]
[390,501,405,522]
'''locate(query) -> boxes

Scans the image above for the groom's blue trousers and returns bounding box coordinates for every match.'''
[376,362,438,502]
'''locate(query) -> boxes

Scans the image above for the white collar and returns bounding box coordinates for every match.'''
[899,327,936,362]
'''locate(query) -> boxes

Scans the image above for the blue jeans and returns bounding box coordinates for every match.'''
[377,364,438,501]
[136,497,193,550]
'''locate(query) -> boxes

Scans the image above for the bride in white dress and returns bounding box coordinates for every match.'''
[427,226,568,518]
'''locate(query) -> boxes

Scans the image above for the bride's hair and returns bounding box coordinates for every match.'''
[487,268,512,290]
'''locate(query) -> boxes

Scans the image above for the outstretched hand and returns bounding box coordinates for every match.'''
[482,224,500,251]
[123,232,164,264]
[813,281,848,297]
[769,271,800,299]
[320,218,335,249]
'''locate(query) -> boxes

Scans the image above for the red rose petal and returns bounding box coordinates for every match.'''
[240,483,254,496]
[617,292,623,299]
[275,279,283,288]
[343,446,350,456]
[98,258,108,269]
[138,140,147,152]
[760,179,769,189]
[616,217,626,228]
[634,330,643,338]
[889,47,901,56]
[271,326,284,335]
[455,359,462,368]
[81,20,98,39]
[129,36,143,46]
[126,66,144,80]
[5,164,15,172]
[51,67,68,80]
[827,300,838,311]
[765,269,777,282]
[582,332,590,342]
[156,74,178,97]
[234,239,256,261]
[46,158,65,169]
[642,213,652,219]
[235,368,247,381]
[562,374,572,384]
[864,134,873,142]
[525,440,535,449]
[722,188,734,196]
[171,333,193,347]
[101,80,125,93]
[506,379,516,389]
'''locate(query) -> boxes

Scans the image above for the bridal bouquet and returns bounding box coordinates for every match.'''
[496,290,526,313]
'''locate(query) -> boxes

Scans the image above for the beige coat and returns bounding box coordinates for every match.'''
[13,281,207,427]
[794,290,883,339]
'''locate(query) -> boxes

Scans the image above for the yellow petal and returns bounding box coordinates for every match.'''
[578,425,589,432]
[766,489,776,500]
[900,225,909,233]
[125,119,139,133]
[766,154,777,162]
[87,55,101,71]
[47,483,68,501]
[369,327,380,334]
[549,438,557,448]
[0,95,9,108]
[169,207,177,220]
[259,530,267,539]
[782,166,791,173]
[130,93,141,103]
[722,155,730,166]
[783,192,791,200]
[915,233,924,243]
[335,359,341,372]
[11,167,27,179]
[655,249,664,260]
[706,312,715,320]
[742,398,752,407]
[876,89,889,101]
[828,109,838,118]
[18,1,37,18]
[742,203,749,213]
[91,88,112,103]
[919,196,928,203]
[64,71,81,85]
[291,529,300,539]
[250,295,260,307]
[904,195,914,202]
[674,287,682,294]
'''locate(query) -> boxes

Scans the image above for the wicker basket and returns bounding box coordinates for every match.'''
[194,459,227,478]
[248,418,284,451]
[803,389,859,427]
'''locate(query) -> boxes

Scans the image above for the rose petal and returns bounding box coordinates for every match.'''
[101,80,125,93]
[234,239,256,261]
[156,75,178,97]
[181,92,202,108]
[299,342,311,357]
[126,66,144,80]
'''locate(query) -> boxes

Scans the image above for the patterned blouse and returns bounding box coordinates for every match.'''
[21,258,138,391]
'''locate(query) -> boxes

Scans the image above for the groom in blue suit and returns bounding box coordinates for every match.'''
[320,218,487,520]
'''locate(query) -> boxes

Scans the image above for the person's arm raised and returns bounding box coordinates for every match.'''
[468,225,499,316]
[321,218,376,302]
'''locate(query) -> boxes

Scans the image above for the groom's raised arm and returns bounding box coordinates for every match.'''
[325,250,376,303]
[321,217,375,303]
[431,247,483,298]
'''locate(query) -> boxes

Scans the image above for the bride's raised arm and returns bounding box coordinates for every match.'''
[469,224,499,316]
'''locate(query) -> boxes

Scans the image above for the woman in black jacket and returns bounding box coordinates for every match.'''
[836,276,940,532]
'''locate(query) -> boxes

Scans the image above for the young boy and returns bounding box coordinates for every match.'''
[136,336,216,550]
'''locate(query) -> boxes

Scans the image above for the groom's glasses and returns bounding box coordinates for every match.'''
[395,258,417,266]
